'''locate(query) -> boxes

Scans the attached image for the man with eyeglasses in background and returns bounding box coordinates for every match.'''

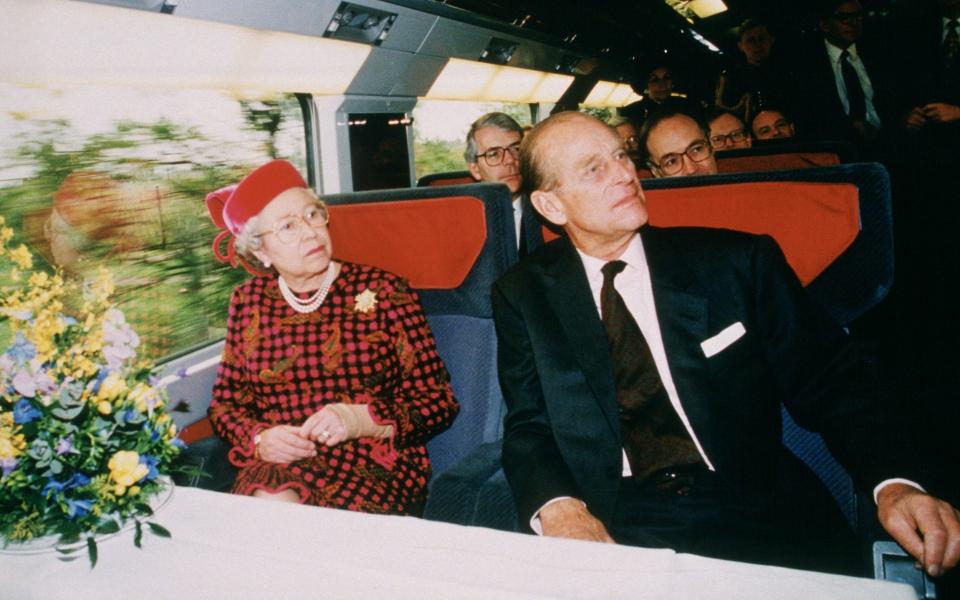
[608,116,643,163]
[707,110,753,151]
[466,112,544,257]
[639,105,719,178]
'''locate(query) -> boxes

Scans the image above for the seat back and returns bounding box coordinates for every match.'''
[323,183,516,477]
[417,170,475,187]
[639,162,893,524]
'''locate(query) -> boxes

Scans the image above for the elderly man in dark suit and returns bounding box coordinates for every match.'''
[492,110,960,576]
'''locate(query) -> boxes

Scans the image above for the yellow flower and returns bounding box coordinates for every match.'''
[129,383,162,413]
[8,244,32,269]
[97,400,113,415]
[0,416,26,460]
[0,226,12,245]
[90,266,115,303]
[107,451,148,496]
[97,372,127,401]
[353,288,378,314]
[28,271,49,288]
[128,486,141,496]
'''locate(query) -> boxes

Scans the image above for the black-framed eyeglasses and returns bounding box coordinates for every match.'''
[477,142,521,166]
[649,140,713,175]
[709,129,749,148]
[255,203,329,244]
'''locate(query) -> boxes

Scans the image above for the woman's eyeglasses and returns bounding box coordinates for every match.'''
[256,204,329,244]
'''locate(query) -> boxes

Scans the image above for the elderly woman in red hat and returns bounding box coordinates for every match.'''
[205,160,458,515]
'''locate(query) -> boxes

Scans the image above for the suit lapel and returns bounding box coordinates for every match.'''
[640,228,713,438]
[541,238,620,438]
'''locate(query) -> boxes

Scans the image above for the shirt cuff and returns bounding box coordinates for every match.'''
[873,478,925,504]
[529,496,584,535]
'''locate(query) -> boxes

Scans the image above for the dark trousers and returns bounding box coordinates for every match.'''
[610,468,860,576]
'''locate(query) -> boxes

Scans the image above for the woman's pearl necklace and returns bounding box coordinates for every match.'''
[277,265,337,314]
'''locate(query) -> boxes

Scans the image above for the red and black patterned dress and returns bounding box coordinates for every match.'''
[208,262,458,515]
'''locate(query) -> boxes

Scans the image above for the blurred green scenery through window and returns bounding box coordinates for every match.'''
[0,84,307,363]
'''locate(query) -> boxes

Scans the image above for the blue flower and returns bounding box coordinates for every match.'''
[66,498,92,520]
[90,368,110,395]
[138,455,159,482]
[13,399,42,424]
[43,473,91,497]
[171,438,187,450]
[119,408,140,425]
[8,332,36,366]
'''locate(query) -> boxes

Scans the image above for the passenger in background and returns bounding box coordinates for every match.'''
[898,0,960,133]
[750,108,796,140]
[465,112,543,257]
[205,160,458,515]
[791,0,893,150]
[715,19,793,126]
[707,110,753,151]
[639,105,718,178]
[608,116,642,163]
[620,65,678,125]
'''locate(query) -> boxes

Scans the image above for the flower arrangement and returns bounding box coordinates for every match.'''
[0,216,183,565]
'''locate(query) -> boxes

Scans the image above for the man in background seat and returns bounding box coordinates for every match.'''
[465,112,543,257]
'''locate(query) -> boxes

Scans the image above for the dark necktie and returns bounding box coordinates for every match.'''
[599,260,702,481]
[840,49,866,121]
[945,20,959,72]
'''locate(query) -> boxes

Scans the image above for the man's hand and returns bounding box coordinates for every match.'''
[921,102,960,124]
[877,483,960,577]
[539,498,616,543]
[903,107,928,130]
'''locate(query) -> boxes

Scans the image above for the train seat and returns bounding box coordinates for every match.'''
[417,170,476,187]
[427,162,894,543]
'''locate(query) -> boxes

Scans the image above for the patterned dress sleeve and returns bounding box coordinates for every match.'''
[208,285,267,459]
[364,276,458,449]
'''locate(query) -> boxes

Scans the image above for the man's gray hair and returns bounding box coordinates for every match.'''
[464,112,524,164]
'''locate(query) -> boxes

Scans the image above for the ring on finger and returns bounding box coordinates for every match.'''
[319,431,330,440]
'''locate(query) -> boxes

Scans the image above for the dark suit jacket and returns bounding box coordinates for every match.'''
[790,40,897,143]
[517,193,545,256]
[492,226,919,529]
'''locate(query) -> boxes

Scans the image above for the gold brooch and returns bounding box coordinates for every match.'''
[353,288,378,314]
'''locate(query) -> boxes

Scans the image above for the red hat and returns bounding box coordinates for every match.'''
[220,160,308,235]
[204,160,307,275]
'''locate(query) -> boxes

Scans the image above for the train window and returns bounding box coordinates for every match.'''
[412,100,533,180]
[0,83,307,363]
[348,112,412,191]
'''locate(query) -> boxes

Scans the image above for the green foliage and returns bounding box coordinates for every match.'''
[579,106,614,122]
[414,137,466,180]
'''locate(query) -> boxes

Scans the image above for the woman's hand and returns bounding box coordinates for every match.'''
[299,407,348,447]
[255,425,317,463]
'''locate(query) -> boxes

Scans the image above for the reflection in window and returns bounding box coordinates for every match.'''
[411,100,532,181]
[0,84,307,362]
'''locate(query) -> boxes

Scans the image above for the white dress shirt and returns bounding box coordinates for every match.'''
[824,40,883,129]
[575,233,715,475]
[512,196,523,250]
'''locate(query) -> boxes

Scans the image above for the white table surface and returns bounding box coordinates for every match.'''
[0,486,916,600]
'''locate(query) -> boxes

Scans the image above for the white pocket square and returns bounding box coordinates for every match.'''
[700,322,746,358]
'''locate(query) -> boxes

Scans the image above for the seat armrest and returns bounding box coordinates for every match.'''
[425,441,504,525]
